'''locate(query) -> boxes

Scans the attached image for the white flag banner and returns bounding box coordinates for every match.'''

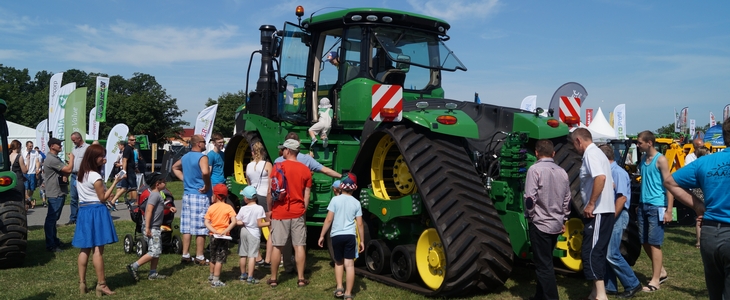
[194,104,218,145]
[35,119,48,154]
[48,72,63,134]
[689,119,696,137]
[89,107,100,140]
[674,108,680,133]
[52,83,76,138]
[520,95,537,112]
[613,104,626,140]
[104,123,129,181]
[710,111,717,127]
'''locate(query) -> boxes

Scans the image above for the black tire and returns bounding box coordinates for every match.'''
[390,245,418,283]
[551,138,583,213]
[365,240,391,275]
[171,235,182,255]
[0,200,27,269]
[351,124,513,295]
[136,238,148,258]
[123,234,134,254]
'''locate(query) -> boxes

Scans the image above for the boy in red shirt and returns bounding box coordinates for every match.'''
[204,184,237,287]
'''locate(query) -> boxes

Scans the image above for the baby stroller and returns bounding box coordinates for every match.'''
[122,173,182,257]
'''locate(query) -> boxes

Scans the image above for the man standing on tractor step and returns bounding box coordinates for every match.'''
[524,139,571,300]
[571,128,615,300]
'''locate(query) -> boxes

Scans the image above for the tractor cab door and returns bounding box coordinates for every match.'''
[278,22,310,123]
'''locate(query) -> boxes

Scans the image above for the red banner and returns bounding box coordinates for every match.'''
[585,109,594,127]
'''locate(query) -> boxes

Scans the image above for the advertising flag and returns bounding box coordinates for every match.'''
[613,104,627,140]
[64,87,87,155]
[104,124,129,181]
[520,95,537,112]
[53,82,76,144]
[548,82,588,121]
[194,104,218,145]
[585,108,594,126]
[89,107,100,140]
[710,111,717,127]
[724,104,730,122]
[48,72,63,133]
[674,108,680,133]
[689,119,696,137]
[680,107,688,133]
[95,76,109,122]
[35,119,48,154]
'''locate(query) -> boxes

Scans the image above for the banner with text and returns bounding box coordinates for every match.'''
[95,76,109,122]
[48,72,63,134]
[194,104,218,145]
[35,119,48,154]
[53,82,76,146]
[689,119,696,137]
[724,104,730,122]
[89,107,99,140]
[613,104,626,140]
[104,123,129,181]
[64,87,87,155]
[585,108,594,127]
[520,95,537,112]
[710,111,717,127]
[680,107,689,134]
[548,82,588,121]
[674,108,680,133]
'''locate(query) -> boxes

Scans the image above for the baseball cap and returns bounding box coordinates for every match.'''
[331,180,341,189]
[241,186,257,199]
[340,173,357,190]
[277,139,300,150]
[48,138,62,147]
[327,51,339,62]
[213,183,228,198]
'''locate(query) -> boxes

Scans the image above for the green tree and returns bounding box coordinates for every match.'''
[655,123,676,135]
[203,91,246,137]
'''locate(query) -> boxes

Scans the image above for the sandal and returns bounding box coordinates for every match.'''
[297,278,310,287]
[333,288,344,298]
[660,275,668,284]
[344,295,353,300]
[267,278,278,288]
[642,284,659,292]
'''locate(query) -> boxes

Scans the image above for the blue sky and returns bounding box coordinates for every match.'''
[1,0,729,134]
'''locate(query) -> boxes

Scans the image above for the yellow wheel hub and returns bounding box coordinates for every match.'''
[233,138,251,184]
[416,228,445,290]
[371,134,417,200]
[556,218,583,271]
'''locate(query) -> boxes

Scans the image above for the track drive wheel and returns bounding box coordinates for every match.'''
[366,240,391,274]
[557,218,584,272]
[391,244,418,283]
[123,234,133,254]
[416,229,445,289]
[136,238,148,258]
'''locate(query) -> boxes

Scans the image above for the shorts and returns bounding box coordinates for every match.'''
[210,238,229,263]
[144,228,162,258]
[331,234,357,262]
[256,195,268,212]
[238,229,260,257]
[180,194,210,235]
[638,203,665,246]
[119,170,138,190]
[270,216,306,247]
[24,174,37,191]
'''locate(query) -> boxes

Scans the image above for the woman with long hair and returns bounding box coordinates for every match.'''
[245,142,272,266]
[9,140,28,207]
[71,144,124,296]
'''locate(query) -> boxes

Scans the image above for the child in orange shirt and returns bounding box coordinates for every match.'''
[204,184,237,287]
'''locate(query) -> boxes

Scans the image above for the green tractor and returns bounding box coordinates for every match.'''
[0,99,28,269]
[224,7,638,296]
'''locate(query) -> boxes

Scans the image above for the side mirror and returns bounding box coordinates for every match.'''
[396,54,410,73]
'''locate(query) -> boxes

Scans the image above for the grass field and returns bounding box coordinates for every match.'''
[7,182,710,299]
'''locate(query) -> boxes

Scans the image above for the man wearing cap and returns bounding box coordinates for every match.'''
[267,138,313,287]
[67,132,89,225]
[43,137,75,252]
[172,134,212,265]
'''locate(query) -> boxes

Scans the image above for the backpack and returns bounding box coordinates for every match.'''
[270,162,288,202]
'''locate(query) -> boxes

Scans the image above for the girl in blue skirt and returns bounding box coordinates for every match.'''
[72,144,125,296]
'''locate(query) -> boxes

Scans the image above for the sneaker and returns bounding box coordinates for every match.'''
[42,202,48,208]
[181,256,193,264]
[208,275,214,282]
[255,259,266,267]
[46,247,63,253]
[259,262,271,268]
[246,277,260,284]
[210,280,226,288]
[65,221,76,226]
[148,273,167,280]
[239,273,248,281]
[323,138,329,147]
[126,265,139,281]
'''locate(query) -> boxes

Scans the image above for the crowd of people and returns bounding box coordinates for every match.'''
[527,124,730,300]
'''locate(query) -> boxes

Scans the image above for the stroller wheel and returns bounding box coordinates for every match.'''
[136,238,148,258]
[123,234,133,254]
[172,235,182,255]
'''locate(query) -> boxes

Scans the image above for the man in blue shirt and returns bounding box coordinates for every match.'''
[665,120,730,300]
[207,133,226,185]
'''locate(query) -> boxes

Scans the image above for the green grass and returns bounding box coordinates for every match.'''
[28,179,185,206]
[1,214,710,299]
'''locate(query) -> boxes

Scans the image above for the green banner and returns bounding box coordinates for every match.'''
[95,76,109,122]
[135,135,150,150]
[64,87,87,154]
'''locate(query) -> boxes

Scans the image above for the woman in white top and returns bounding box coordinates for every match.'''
[245,142,272,266]
[71,144,124,296]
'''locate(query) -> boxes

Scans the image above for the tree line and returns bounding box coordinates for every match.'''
[0,64,246,143]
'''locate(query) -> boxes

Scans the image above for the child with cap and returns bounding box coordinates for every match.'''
[308,97,333,148]
[318,173,365,299]
[332,180,342,196]
[204,183,237,287]
[236,186,269,284]
[126,173,174,281]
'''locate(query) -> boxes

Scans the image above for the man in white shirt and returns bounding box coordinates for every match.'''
[23,141,41,207]
[683,138,704,166]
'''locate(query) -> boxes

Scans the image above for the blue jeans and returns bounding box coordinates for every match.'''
[69,174,78,222]
[44,196,66,249]
[700,223,730,300]
[605,210,640,292]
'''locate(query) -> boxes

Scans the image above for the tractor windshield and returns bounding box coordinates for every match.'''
[372,27,467,72]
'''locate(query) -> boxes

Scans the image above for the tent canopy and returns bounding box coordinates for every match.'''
[586,107,617,142]
[8,121,36,144]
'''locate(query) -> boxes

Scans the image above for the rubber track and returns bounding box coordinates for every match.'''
[361,125,513,296]
[0,200,27,269]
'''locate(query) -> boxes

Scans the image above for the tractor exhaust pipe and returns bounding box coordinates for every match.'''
[246,25,279,121]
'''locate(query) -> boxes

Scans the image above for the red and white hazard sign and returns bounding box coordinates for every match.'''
[558,96,581,123]
[371,84,403,122]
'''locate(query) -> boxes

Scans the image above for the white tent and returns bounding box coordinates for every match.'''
[586,107,617,142]
[8,121,36,144]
